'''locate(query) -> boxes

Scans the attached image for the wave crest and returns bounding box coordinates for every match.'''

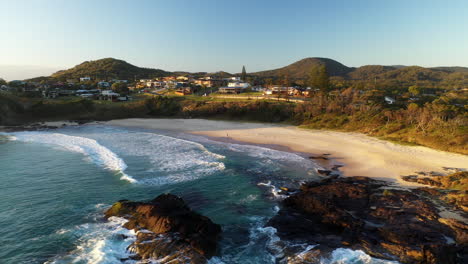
[11,131,136,183]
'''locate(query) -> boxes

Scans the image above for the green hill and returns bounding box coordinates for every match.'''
[250,58,468,88]
[347,65,396,80]
[251,57,353,79]
[51,58,170,80]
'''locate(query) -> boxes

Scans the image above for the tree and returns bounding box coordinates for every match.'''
[307,65,329,93]
[112,82,129,94]
[282,74,290,87]
[0,78,6,86]
[408,85,421,96]
[241,66,247,82]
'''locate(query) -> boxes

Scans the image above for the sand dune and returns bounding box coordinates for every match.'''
[106,118,468,186]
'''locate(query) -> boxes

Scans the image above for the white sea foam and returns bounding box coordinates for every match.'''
[0,133,16,141]
[84,130,226,185]
[46,216,136,264]
[257,181,288,199]
[324,248,400,263]
[183,133,322,176]
[227,143,306,162]
[10,131,136,183]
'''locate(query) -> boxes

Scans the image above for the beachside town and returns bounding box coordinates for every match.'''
[1,58,466,109]
[0,74,403,107]
[0,73,328,102]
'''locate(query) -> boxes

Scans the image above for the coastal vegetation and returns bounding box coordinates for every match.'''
[1,91,466,154]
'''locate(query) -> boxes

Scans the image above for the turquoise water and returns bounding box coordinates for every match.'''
[0,125,396,264]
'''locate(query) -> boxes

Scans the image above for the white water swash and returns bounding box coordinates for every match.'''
[0,125,398,263]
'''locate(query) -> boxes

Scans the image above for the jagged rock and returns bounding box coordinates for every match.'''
[127,232,207,264]
[105,194,222,263]
[309,155,329,160]
[403,172,468,213]
[317,169,332,176]
[438,218,468,244]
[402,171,468,190]
[268,177,466,264]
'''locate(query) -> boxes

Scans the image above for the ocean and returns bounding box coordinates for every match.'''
[0,124,397,264]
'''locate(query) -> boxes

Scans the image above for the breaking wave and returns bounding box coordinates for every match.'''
[81,129,226,185]
[45,216,136,264]
[10,131,136,183]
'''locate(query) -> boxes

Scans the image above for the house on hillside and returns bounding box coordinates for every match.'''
[263,85,289,95]
[175,87,193,95]
[194,77,225,87]
[218,81,250,94]
[251,86,264,92]
[97,81,110,88]
[162,76,176,82]
[99,90,122,101]
[146,81,164,88]
[290,87,305,96]
[0,85,10,91]
[80,77,91,82]
[176,76,189,81]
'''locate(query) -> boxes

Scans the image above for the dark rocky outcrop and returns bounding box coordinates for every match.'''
[402,171,468,212]
[105,194,222,263]
[268,177,467,264]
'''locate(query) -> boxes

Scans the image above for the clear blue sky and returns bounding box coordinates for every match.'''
[1,0,467,75]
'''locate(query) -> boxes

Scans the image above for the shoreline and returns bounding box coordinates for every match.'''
[104,118,468,187]
[3,118,465,187]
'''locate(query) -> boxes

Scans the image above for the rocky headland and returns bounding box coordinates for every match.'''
[105,194,222,264]
[268,176,467,264]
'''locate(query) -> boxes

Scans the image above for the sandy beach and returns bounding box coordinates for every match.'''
[106,118,468,186]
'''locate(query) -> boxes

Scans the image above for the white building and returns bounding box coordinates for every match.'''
[0,85,10,91]
[219,82,251,94]
[80,77,91,82]
[227,82,250,88]
[147,81,163,88]
[101,90,119,96]
[98,81,110,88]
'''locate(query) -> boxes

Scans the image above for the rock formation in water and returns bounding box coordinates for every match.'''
[105,193,222,264]
[268,176,467,264]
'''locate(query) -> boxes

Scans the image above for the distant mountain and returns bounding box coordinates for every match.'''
[251,57,353,79]
[51,58,170,80]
